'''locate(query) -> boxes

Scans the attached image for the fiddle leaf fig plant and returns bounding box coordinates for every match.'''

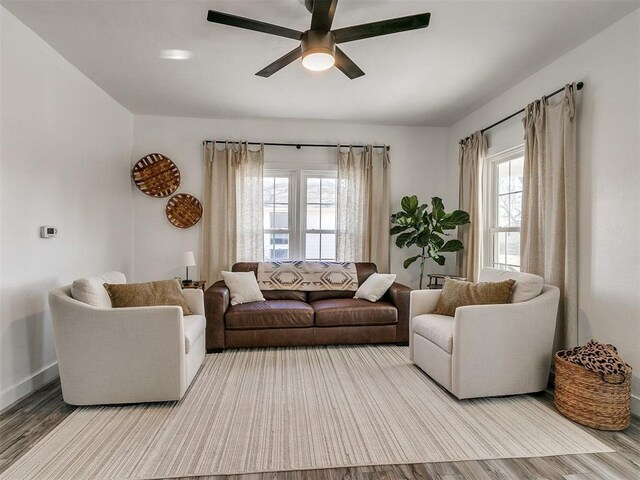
[390,195,470,289]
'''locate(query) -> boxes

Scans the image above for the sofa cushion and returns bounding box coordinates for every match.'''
[72,271,126,308]
[262,290,307,302]
[311,299,397,327]
[221,271,265,306]
[184,315,205,354]
[412,314,454,353]
[354,273,396,302]
[307,290,355,302]
[478,268,544,303]
[226,300,314,329]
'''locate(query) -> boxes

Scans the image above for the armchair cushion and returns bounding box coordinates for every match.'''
[184,315,206,354]
[434,278,515,316]
[479,268,543,303]
[104,278,192,315]
[412,314,454,353]
[72,271,126,308]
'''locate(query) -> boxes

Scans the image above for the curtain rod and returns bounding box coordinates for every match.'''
[460,81,584,142]
[202,140,390,150]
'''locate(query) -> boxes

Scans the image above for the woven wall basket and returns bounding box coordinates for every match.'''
[165,193,202,229]
[554,352,632,431]
[132,153,181,197]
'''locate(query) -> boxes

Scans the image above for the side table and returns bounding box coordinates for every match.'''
[427,274,466,289]
[181,280,207,291]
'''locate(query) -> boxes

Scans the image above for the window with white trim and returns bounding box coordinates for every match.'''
[263,169,337,261]
[484,146,524,271]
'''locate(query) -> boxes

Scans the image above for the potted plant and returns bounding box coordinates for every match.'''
[390,195,470,289]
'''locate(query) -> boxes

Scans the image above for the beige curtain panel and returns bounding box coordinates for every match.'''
[337,145,391,272]
[202,142,264,284]
[521,83,578,351]
[457,131,486,282]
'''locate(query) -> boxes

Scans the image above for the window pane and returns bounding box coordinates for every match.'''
[510,157,524,192]
[273,206,288,229]
[263,177,275,203]
[273,233,289,260]
[510,192,522,227]
[498,195,510,227]
[264,233,271,260]
[274,177,288,203]
[498,161,510,194]
[506,231,520,267]
[320,205,336,230]
[305,233,320,259]
[320,233,336,260]
[494,231,506,265]
[263,206,273,229]
[307,178,321,203]
[321,178,336,204]
[306,204,320,230]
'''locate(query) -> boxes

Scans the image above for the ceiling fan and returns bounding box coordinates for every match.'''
[206,0,430,79]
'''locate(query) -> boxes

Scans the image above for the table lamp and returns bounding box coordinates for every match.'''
[182,251,196,285]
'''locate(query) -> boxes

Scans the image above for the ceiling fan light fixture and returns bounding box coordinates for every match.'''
[301,30,336,72]
[302,50,335,71]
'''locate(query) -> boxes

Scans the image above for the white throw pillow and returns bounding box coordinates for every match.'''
[354,273,396,302]
[221,271,265,306]
[72,271,126,308]
[478,268,543,303]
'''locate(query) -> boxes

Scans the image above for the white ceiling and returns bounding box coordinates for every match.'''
[3,0,639,126]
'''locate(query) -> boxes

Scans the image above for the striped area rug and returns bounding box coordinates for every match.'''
[2,346,611,479]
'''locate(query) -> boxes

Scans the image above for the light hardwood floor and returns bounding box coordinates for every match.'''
[1,380,638,480]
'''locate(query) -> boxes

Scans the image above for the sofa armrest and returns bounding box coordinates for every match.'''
[182,288,205,316]
[204,281,230,350]
[383,282,412,343]
[409,289,441,317]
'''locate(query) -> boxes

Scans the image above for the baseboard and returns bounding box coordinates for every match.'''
[632,394,639,418]
[0,362,59,412]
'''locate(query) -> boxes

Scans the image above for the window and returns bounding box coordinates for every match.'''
[303,175,336,261]
[263,175,291,261]
[263,169,337,261]
[485,147,524,271]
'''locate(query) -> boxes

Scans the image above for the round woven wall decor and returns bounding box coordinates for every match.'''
[132,153,181,197]
[165,193,203,229]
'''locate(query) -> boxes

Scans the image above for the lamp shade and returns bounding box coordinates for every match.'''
[182,251,196,267]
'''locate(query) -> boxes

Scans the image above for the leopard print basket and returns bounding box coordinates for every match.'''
[554,343,632,431]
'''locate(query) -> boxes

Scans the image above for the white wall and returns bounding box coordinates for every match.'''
[132,115,452,287]
[0,7,134,410]
[447,10,640,414]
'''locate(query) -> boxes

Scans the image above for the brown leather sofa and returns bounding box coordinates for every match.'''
[204,262,411,351]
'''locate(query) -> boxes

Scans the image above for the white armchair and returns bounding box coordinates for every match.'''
[49,273,206,405]
[409,268,560,399]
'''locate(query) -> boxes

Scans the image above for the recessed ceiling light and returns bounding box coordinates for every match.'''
[160,49,193,60]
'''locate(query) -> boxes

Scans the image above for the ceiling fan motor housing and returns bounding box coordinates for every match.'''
[301,30,336,57]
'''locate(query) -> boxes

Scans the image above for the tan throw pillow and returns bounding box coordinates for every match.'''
[434,277,516,317]
[104,278,192,315]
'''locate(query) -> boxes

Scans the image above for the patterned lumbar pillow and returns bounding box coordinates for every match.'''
[221,271,266,306]
[434,277,516,317]
[354,273,396,302]
[104,278,192,315]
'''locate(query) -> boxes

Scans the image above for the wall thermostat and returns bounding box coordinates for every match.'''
[40,226,58,238]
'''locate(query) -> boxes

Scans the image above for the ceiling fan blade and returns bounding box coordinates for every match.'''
[255,47,302,77]
[334,47,365,79]
[310,0,338,31]
[333,13,430,44]
[207,10,302,40]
